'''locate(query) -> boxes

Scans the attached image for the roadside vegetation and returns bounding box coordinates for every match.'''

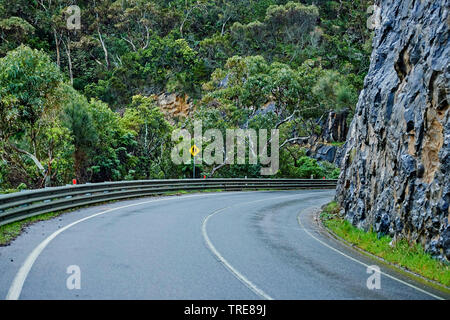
[0,0,371,192]
[0,211,62,245]
[320,202,450,287]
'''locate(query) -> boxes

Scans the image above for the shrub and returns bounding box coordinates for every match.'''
[319,160,341,179]
[295,156,325,178]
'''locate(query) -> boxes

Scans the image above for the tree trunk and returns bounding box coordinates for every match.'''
[8,143,46,176]
[63,38,73,85]
[53,29,61,67]
[97,28,110,69]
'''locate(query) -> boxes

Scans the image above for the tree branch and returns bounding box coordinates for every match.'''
[8,143,45,175]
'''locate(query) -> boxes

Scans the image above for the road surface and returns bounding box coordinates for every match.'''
[0,190,447,299]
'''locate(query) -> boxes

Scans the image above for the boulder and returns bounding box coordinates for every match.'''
[314,145,337,163]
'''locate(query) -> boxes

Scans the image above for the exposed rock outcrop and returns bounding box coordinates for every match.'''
[156,93,194,123]
[336,0,449,261]
[321,109,349,143]
[306,109,349,165]
[308,145,337,163]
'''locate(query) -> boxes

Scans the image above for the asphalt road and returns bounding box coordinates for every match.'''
[0,190,448,300]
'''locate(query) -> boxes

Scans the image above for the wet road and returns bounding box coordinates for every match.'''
[0,190,447,299]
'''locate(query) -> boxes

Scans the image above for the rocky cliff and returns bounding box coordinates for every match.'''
[336,0,449,261]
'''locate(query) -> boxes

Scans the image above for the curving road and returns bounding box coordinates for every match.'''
[0,190,448,300]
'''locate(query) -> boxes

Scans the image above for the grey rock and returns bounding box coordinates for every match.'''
[218,74,229,88]
[427,240,441,257]
[334,144,346,167]
[336,0,450,262]
[314,145,337,163]
[321,109,349,143]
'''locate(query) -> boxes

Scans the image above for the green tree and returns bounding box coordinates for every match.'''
[85,98,130,182]
[0,16,35,55]
[0,45,67,187]
[86,36,207,109]
[312,69,359,115]
[62,87,98,182]
[120,95,175,179]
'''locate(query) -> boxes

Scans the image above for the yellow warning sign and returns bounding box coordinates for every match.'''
[190,145,200,157]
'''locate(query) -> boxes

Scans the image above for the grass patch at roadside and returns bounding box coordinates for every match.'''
[162,189,224,196]
[0,211,62,246]
[320,201,450,287]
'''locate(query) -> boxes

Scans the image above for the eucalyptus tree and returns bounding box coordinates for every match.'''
[0,46,70,187]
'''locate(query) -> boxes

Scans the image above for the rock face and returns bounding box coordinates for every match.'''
[309,145,337,163]
[156,93,194,123]
[306,109,349,165]
[321,109,349,143]
[336,0,449,261]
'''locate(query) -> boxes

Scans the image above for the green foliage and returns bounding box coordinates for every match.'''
[86,36,207,108]
[38,119,75,185]
[0,45,63,140]
[313,70,359,114]
[320,160,341,179]
[61,88,97,182]
[199,33,234,71]
[0,16,35,54]
[120,95,176,179]
[277,155,340,179]
[321,201,340,216]
[203,55,313,116]
[85,99,130,182]
[0,0,371,103]
[0,0,372,188]
[295,156,325,179]
[231,2,319,59]
[62,91,98,151]
[0,45,74,188]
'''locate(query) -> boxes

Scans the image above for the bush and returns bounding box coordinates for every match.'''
[0,160,8,191]
[295,156,325,178]
[319,160,341,179]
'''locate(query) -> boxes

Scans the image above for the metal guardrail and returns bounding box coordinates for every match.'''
[0,179,337,227]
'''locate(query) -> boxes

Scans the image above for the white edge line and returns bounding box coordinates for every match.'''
[297,210,445,300]
[202,212,274,300]
[201,194,309,300]
[6,192,242,300]
[6,190,325,300]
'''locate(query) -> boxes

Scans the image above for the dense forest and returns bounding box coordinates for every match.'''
[0,0,373,191]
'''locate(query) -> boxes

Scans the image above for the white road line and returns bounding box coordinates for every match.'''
[201,194,308,300]
[297,209,445,300]
[6,192,246,300]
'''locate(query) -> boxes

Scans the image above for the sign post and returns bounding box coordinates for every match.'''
[189,145,200,179]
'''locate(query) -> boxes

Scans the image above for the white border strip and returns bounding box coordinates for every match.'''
[202,194,309,300]
[203,213,274,300]
[297,210,445,300]
[6,192,238,300]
